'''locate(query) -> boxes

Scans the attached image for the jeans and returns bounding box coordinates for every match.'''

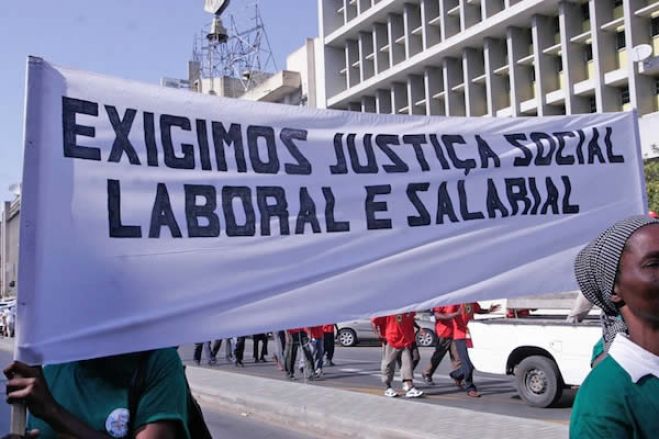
[450,338,476,392]
[310,337,324,371]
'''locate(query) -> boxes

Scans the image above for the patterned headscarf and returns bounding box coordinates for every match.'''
[574,215,659,348]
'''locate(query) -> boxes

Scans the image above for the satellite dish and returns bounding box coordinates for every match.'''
[204,0,230,16]
[8,183,21,196]
[631,44,653,62]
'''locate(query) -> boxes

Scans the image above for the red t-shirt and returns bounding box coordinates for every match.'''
[306,325,325,339]
[432,305,457,338]
[452,303,481,340]
[322,324,335,333]
[287,327,304,334]
[373,313,416,349]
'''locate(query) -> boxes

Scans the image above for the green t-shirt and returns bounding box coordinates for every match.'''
[570,356,659,439]
[29,348,190,438]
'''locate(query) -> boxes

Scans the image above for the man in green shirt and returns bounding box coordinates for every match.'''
[4,348,189,438]
[571,215,659,438]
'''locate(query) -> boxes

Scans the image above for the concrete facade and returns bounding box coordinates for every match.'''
[318,0,659,158]
[0,198,20,298]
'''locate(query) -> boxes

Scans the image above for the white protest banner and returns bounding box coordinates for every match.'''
[17,57,647,365]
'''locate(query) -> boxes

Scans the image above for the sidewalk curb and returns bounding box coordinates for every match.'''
[186,365,569,439]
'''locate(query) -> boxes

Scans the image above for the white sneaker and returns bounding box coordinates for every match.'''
[405,387,424,398]
[384,387,399,398]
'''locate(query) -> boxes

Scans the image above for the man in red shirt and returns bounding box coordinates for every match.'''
[371,313,423,398]
[449,302,500,397]
[422,305,462,385]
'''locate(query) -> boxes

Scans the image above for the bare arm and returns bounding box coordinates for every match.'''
[434,310,460,320]
[4,362,111,439]
[135,421,180,439]
[4,362,182,439]
[475,304,501,314]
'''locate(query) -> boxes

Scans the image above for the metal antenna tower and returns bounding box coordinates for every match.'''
[192,0,277,96]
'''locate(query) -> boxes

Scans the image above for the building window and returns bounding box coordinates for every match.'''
[589,96,597,113]
[655,78,659,94]
[652,17,659,37]
[584,44,593,62]
[581,3,590,20]
[556,57,563,73]
[620,87,630,105]
[530,68,536,82]
[613,0,623,7]
[616,31,626,50]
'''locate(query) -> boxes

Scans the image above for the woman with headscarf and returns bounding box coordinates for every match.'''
[570,215,659,438]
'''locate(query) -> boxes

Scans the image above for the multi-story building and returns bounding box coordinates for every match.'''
[317,0,659,158]
[1,197,21,298]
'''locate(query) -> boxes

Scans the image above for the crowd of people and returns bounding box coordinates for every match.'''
[193,323,339,382]
[192,301,501,401]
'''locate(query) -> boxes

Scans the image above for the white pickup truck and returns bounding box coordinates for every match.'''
[468,292,601,408]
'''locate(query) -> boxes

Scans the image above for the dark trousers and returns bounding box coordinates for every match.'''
[284,331,313,379]
[253,333,269,360]
[323,331,335,361]
[450,339,476,392]
[210,339,234,360]
[424,337,459,377]
[234,337,246,362]
[193,341,211,363]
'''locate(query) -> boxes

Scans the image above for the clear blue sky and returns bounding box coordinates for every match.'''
[0,0,318,203]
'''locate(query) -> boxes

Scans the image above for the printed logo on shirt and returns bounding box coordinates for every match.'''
[105,408,129,438]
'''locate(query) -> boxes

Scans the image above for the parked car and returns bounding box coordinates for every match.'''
[336,312,437,347]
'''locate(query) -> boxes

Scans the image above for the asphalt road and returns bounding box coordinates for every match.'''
[179,339,574,425]
[0,346,314,438]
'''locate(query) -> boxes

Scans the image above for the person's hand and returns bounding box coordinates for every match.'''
[4,362,58,421]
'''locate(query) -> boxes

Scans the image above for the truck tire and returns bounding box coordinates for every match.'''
[514,355,563,408]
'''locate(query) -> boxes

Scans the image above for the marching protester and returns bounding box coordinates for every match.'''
[272,330,287,371]
[422,306,461,385]
[448,302,500,398]
[233,336,246,367]
[305,325,325,378]
[284,327,314,381]
[371,313,423,398]
[252,333,269,363]
[4,348,190,438]
[322,324,337,366]
[570,215,659,437]
[193,341,213,366]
